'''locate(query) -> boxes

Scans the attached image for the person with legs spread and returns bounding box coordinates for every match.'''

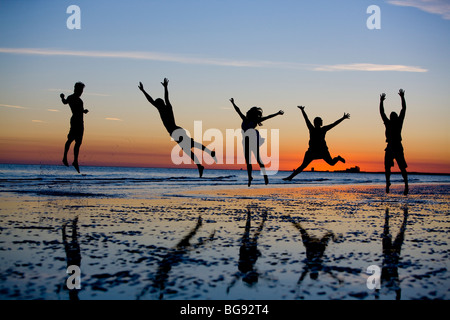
[379,89,408,195]
[61,82,89,173]
[284,106,350,181]
[230,98,284,187]
[138,78,216,177]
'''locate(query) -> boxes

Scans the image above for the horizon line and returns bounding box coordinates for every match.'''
[1,161,448,175]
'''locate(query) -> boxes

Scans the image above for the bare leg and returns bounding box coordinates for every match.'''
[323,153,345,166]
[63,138,73,167]
[72,140,82,173]
[257,155,268,185]
[400,168,408,195]
[191,139,216,161]
[283,152,313,181]
[244,137,253,187]
[385,166,391,194]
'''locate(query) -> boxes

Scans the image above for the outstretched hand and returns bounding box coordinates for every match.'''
[398,88,405,97]
[229,98,235,104]
[278,110,284,115]
[138,82,144,91]
[161,78,169,87]
[297,106,305,111]
[343,113,350,120]
[60,93,65,99]
[380,93,386,101]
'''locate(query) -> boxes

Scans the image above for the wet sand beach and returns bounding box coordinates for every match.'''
[0,183,448,300]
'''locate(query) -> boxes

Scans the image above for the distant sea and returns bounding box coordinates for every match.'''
[0,163,449,199]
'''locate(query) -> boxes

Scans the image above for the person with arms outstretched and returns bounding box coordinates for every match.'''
[138,78,215,177]
[230,98,284,187]
[284,106,349,181]
[61,82,89,173]
[380,89,408,195]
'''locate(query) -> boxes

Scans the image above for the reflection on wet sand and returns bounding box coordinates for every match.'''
[376,206,408,300]
[62,217,81,301]
[227,207,268,293]
[138,215,215,300]
[290,216,361,296]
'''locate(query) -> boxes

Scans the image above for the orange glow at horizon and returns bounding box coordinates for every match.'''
[1,136,449,174]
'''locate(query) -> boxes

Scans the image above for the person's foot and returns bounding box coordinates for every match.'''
[62,158,69,167]
[198,165,204,178]
[386,182,391,194]
[264,175,269,185]
[248,176,253,187]
[72,162,80,173]
[337,156,346,163]
[283,176,292,181]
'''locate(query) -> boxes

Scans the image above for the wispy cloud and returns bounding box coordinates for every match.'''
[47,109,60,112]
[314,63,428,72]
[0,47,428,73]
[386,0,450,20]
[32,120,45,123]
[0,103,28,110]
[105,117,123,121]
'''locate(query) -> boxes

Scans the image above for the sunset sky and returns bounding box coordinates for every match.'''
[0,0,449,173]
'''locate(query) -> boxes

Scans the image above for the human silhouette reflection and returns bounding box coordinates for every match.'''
[62,217,81,300]
[376,207,408,300]
[139,79,216,177]
[227,207,267,293]
[61,82,89,173]
[379,89,409,195]
[138,215,215,300]
[230,98,284,187]
[284,106,349,181]
[291,219,340,285]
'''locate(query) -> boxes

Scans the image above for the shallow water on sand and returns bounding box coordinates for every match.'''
[0,184,448,300]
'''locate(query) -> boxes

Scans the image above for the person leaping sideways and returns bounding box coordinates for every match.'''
[283,106,350,181]
[138,78,215,177]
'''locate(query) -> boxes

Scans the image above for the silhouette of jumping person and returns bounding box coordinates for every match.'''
[230,98,284,186]
[380,89,408,195]
[139,78,216,177]
[284,106,349,181]
[61,82,89,173]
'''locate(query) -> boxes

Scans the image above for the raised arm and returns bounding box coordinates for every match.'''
[379,93,388,123]
[161,78,172,108]
[138,82,157,106]
[260,110,284,123]
[324,112,350,131]
[298,106,313,130]
[398,89,406,121]
[229,98,246,121]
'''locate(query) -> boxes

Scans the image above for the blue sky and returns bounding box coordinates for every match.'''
[0,0,449,172]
